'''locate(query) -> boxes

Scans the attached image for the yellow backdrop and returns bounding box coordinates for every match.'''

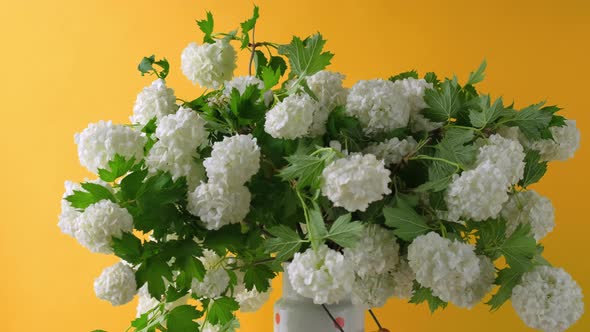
[0,0,588,331]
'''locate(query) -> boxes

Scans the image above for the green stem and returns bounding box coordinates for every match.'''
[409,155,464,171]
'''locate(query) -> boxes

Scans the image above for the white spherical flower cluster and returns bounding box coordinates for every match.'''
[264,94,318,139]
[287,245,354,304]
[476,134,525,185]
[130,79,177,125]
[345,79,411,135]
[136,284,160,317]
[223,75,264,96]
[191,250,230,298]
[306,71,348,136]
[321,153,391,212]
[390,259,415,299]
[181,40,237,89]
[529,120,581,161]
[344,224,400,278]
[203,134,261,186]
[74,200,133,254]
[146,142,206,190]
[94,262,137,306]
[364,137,417,165]
[187,182,251,230]
[351,272,396,308]
[502,190,555,241]
[408,232,495,308]
[512,266,584,332]
[394,78,441,133]
[75,121,146,174]
[445,160,510,221]
[232,270,271,312]
[58,179,113,237]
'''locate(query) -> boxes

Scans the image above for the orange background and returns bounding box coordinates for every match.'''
[0,0,589,331]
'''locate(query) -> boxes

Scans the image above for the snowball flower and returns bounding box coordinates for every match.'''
[203,134,260,186]
[155,107,208,152]
[306,71,348,136]
[445,160,511,221]
[145,141,205,191]
[476,134,525,185]
[264,94,318,139]
[187,182,251,230]
[364,137,418,165]
[223,75,264,96]
[321,153,391,212]
[345,79,411,135]
[181,40,237,89]
[394,78,442,133]
[529,120,581,161]
[344,224,400,278]
[408,232,495,308]
[74,200,134,254]
[94,262,137,306]
[233,272,271,312]
[287,245,354,304]
[502,190,555,241]
[351,272,396,308]
[191,250,230,298]
[512,266,584,332]
[58,179,112,237]
[75,121,146,174]
[390,259,415,299]
[130,79,177,125]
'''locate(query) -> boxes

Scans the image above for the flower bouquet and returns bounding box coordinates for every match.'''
[58,6,584,332]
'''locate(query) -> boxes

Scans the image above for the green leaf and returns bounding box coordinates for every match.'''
[518,150,547,188]
[466,59,487,85]
[261,66,281,90]
[167,305,202,332]
[240,5,260,49]
[409,284,448,313]
[229,84,265,121]
[424,72,440,86]
[112,232,143,264]
[119,168,148,201]
[197,11,215,43]
[501,102,554,140]
[486,268,523,311]
[243,264,275,292]
[254,50,268,77]
[325,214,364,248]
[388,70,418,82]
[207,297,240,325]
[326,107,364,153]
[264,225,303,262]
[136,256,173,298]
[472,218,507,260]
[176,256,206,289]
[65,182,115,209]
[279,150,335,190]
[468,95,504,128]
[268,56,288,76]
[278,33,334,76]
[383,205,430,241]
[307,208,328,250]
[499,223,537,272]
[137,55,170,79]
[413,175,452,193]
[422,79,461,122]
[98,154,137,182]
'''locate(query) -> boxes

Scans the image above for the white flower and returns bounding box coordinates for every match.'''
[529,120,581,161]
[390,259,415,299]
[321,153,391,212]
[393,78,442,133]
[344,224,400,278]
[502,190,555,241]
[445,160,511,221]
[408,232,495,308]
[223,76,264,96]
[512,266,584,332]
[306,71,348,136]
[287,245,354,304]
[155,107,208,152]
[75,121,146,174]
[351,272,396,308]
[200,320,238,332]
[264,94,318,139]
[130,79,177,125]
[94,262,137,306]
[58,179,113,237]
[145,141,205,191]
[187,182,251,230]
[74,200,134,254]
[181,40,237,89]
[345,79,411,135]
[203,134,260,186]
[476,134,525,185]
[363,137,418,165]
[233,272,271,312]
[410,113,443,133]
[191,250,230,298]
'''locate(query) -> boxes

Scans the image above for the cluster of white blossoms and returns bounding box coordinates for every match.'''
[287,245,354,304]
[350,272,396,308]
[395,78,442,133]
[345,79,411,135]
[181,40,237,89]
[529,120,581,161]
[306,70,348,136]
[321,153,391,212]
[476,134,526,185]
[264,93,318,139]
[344,224,400,278]
[512,266,584,332]
[130,79,177,126]
[233,271,272,312]
[364,136,418,166]
[223,75,264,96]
[191,249,230,298]
[58,179,113,237]
[408,232,495,308]
[75,120,146,174]
[502,190,555,241]
[188,134,260,230]
[94,262,137,306]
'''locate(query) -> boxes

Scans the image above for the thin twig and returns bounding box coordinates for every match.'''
[321,304,344,332]
[248,25,256,76]
[368,309,383,330]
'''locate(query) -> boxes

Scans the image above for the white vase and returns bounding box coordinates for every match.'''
[273,266,365,332]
